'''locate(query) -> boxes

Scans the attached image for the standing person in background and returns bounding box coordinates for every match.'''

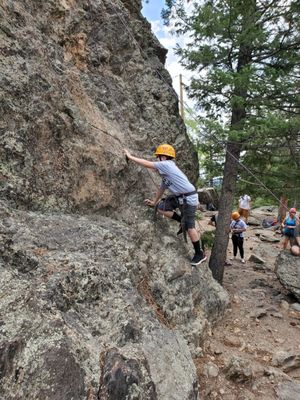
[281,208,299,250]
[230,212,247,263]
[208,213,218,227]
[123,144,207,266]
[238,194,252,223]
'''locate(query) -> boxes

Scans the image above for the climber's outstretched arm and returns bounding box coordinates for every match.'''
[124,149,155,169]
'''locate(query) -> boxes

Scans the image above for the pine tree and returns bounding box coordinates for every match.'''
[238,114,300,206]
[163,0,300,283]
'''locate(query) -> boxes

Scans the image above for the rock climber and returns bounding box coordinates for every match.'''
[230,211,247,263]
[238,194,252,223]
[123,144,207,266]
[281,208,299,250]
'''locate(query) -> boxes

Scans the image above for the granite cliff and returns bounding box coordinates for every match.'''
[0,1,228,399]
[1,0,197,212]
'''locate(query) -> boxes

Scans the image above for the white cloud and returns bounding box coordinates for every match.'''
[159,36,177,49]
[148,22,196,114]
[142,0,199,112]
[149,21,189,88]
[149,20,162,36]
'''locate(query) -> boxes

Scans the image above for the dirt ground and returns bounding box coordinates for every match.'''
[195,212,300,400]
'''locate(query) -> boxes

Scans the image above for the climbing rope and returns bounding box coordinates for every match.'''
[109,0,292,209]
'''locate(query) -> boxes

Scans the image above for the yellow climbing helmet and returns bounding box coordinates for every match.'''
[154,144,176,159]
[231,211,240,220]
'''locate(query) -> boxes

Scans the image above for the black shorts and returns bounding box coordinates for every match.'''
[157,196,196,230]
[181,204,197,229]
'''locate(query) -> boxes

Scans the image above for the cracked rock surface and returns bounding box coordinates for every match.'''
[0,0,233,398]
[0,201,228,399]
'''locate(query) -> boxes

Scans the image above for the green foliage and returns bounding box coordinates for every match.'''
[184,109,227,186]
[195,210,203,220]
[165,0,300,204]
[252,197,276,209]
[236,113,300,204]
[201,230,215,249]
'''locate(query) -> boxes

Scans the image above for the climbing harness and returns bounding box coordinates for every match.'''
[152,194,178,222]
[177,190,197,199]
[152,190,198,243]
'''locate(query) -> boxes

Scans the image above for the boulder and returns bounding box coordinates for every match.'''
[0,201,229,399]
[247,216,261,226]
[197,188,219,209]
[260,235,280,243]
[0,0,229,397]
[224,356,254,383]
[275,252,300,301]
[276,381,300,400]
[251,206,278,219]
[256,230,281,243]
[248,254,266,264]
[0,0,198,213]
[272,351,300,372]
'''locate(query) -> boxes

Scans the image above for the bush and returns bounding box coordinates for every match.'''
[201,230,215,249]
[252,196,276,208]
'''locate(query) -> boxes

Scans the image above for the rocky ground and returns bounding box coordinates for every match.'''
[195,208,300,400]
[1,198,299,399]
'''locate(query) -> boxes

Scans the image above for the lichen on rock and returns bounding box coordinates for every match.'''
[0,1,229,398]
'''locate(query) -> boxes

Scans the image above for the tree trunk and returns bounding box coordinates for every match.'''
[208,0,255,284]
[277,196,288,223]
[209,141,241,284]
[209,76,247,284]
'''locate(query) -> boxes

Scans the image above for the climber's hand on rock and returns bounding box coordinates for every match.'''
[123,149,131,159]
[144,199,155,207]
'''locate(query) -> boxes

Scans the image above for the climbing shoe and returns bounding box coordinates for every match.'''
[191,254,207,266]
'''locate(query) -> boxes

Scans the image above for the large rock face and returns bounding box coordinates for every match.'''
[0,201,228,399]
[0,1,229,399]
[197,187,219,209]
[0,0,197,212]
[275,251,300,301]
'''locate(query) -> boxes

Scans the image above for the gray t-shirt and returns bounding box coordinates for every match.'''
[153,160,198,206]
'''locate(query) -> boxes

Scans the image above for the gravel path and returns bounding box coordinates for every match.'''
[195,213,300,400]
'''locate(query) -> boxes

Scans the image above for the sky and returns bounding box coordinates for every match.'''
[142,0,165,21]
[141,0,192,104]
